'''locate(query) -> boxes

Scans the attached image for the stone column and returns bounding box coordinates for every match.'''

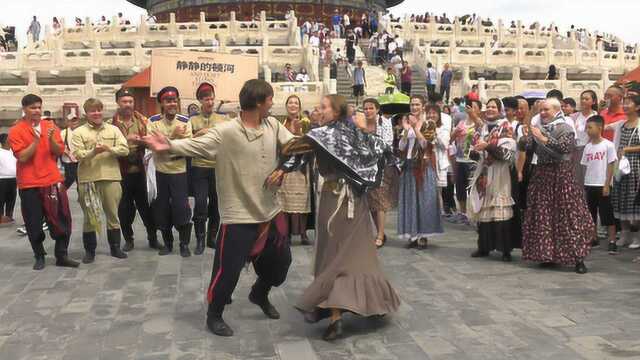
[597,37,604,67]
[93,40,101,68]
[461,65,470,94]
[259,11,267,34]
[512,66,522,95]
[219,34,227,52]
[133,39,144,67]
[428,14,436,38]
[546,36,553,66]
[54,40,64,68]
[168,13,177,37]
[515,32,523,64]
[199,12,207,41]
[322,65,331,93]
[261,36,269,67]
[229,12,237,44]
[27,70,38,94]
[559,67,568,95]
[478,77,488,104]
[263,65,272,83]
[483,38,491,66]
[139,14,148,37]
[85,70,96,99]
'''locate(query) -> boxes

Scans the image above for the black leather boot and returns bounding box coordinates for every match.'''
[179,223,192,258]
[122,234,134,252]
[158,230,174,255]
[33,256,46,270]
[194,235,205,255]
[82,232,97,264]
[194,221,205,255]
[56,256,80,268]
[248,279,280,319]
[206,313,233,337]
[53,236,79,267]
[107,229,128,259]
[147,229,162,250]
[206,222,218,250]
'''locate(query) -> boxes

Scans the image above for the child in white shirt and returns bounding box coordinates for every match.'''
[581,115,617,253]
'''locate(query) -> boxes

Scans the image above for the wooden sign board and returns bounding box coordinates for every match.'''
[150,49,259,103]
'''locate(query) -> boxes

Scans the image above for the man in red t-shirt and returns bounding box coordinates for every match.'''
[8,94,80,270]
[600,85,627,141]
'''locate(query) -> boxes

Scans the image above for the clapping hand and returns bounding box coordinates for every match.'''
[474,140,489,151]
[352,113,367,130]
[171,124,186,139]
[127,134,141,143]
[194,128,209,138]
[401,116,411,131]
[32,127,41,140]
[141,131,171,152]
[94,144,109,154]
[530,126,544,140]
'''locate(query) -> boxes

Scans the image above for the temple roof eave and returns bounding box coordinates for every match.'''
[126,0,146,9]
[127,0,404,11]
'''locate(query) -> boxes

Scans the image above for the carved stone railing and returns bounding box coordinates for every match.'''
[49,11,299,49]
[386,11,638,72]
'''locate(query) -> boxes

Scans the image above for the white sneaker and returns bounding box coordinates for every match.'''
[629,235,640,249]
[617,231,631,247]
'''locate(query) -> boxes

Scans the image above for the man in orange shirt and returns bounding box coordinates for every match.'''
[601,85,627,141]
[8,94,80,270]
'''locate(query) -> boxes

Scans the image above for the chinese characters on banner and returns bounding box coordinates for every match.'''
[150,49,259,103]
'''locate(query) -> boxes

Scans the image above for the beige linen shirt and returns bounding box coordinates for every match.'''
[189,112,228,168]
[169,116,294,224]
[71,122,129,183]
[147,115,193,174]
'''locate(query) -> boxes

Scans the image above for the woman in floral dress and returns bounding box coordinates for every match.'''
[520,98,594,274]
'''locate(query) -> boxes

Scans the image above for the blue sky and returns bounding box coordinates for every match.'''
[3,1,639,45]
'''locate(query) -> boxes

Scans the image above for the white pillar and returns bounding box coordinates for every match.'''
[478,77,488,104]
[199,12,207,41]
[263,65,272,83]
[85,70,95,98]
[559,67,568,95]
[322,65,331,93]
[169,13,177,37]
[27,70,38,93]
[512,66,521,94]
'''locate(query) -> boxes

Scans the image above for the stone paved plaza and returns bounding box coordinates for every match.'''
[1,191,640,360]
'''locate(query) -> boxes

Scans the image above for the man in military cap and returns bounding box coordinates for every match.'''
[112,88,160,251]
[189,82,228,254]
[147,86,194,257]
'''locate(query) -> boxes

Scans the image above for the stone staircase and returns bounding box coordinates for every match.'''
[356,41,428,99]
[411,67,427,98]
[336,65,356,106]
